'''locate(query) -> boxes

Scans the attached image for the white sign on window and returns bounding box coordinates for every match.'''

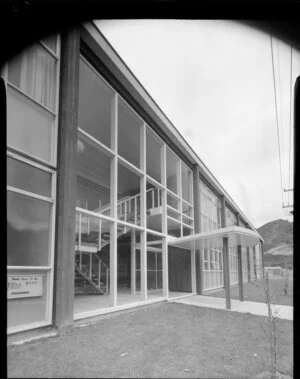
[7,275,43,299]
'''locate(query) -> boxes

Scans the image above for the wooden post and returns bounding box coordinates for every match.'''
[236,213,244,301]
[53,28,80,332]
[193,165,202,294]
[223,237,231,310]
[237,245,244,301]
[247,247,251,282]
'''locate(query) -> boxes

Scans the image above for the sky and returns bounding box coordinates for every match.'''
[95,20,299,229]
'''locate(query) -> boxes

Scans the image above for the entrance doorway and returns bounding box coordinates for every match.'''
[168,246,192,299]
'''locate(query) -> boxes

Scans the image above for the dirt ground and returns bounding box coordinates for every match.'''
[205,278,293,306]
[7,302,293,378]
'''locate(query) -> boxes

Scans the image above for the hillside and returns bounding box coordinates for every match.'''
[256,219,293,269]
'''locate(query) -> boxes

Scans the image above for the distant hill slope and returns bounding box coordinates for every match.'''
[257,219,293,252]
[256,219,293,269]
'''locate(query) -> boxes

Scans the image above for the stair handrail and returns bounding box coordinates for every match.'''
[96,187,161,216]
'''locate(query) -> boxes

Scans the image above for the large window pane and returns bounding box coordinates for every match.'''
[146,127,163,183]
[147,233,163,299]
[7,87,54,163]
[182,163,193,203]
[7,192,52,266]
[117,227,142,306]
[8,43,56,110]
[7,157,52,198]
[78,58,114,148]
[118,163,141,225]
[225,207,237,227]
[167,218,181,238]
[76,134,111,214]
[166,147,179,194]
[200,180,221,232]
[118,98,142,168]
[146,182,162,233]
[74,213,112,314]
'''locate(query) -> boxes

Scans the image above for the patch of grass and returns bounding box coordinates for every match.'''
[7,302,293,378]
[206,278,293,306]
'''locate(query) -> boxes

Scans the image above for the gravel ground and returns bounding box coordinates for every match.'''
[7,302,293,378]
[206,278,293,306]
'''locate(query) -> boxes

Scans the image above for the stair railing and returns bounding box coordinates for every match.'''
[97,187,162,227]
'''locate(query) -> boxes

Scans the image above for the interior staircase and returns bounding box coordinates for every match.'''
[74,187,162,296]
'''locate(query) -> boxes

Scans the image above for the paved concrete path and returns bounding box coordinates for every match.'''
[171,295,293,321]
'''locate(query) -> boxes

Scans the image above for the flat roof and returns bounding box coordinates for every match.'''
[167,226,263,250]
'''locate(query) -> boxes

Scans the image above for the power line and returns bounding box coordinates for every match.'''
[288,46,293,206]
[276,39,284,173]
[270,35,284,207]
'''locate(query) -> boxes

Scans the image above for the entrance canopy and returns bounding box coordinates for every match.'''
[168,226,263,250]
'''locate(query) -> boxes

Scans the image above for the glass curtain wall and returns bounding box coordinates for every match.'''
[166,148,194,238]
[199,180,224,291]
[74,55,194,318]
[6,36,60,333]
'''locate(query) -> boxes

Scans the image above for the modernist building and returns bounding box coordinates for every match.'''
[5,22,264,337]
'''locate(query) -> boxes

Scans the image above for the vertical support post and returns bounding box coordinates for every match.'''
[110,93,118,308]
[237,245,244,301]
[98,259,101,288]
[253,245,257,280]
[221,195,230,309]
[106,269,109,295]
[53,28,80,331]
[131,229,136,294]
[193,165,202,294]
[260,240,265,278]
[236,213,244,301]
[247,247,251,282]
[78,213,82,271]
[134,197,137,224]
[161,143,169,298]
[223,237,231,310]
[155,251,158,289]
[140,122,147,300]
[177,160,183,237]
[89,252,92,279]
[191,242,196,293]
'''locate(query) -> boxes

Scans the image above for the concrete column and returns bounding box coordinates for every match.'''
[53,28,80,332]
[193,165,202,294]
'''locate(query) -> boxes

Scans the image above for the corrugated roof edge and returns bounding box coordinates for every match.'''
[86,20,263,240]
